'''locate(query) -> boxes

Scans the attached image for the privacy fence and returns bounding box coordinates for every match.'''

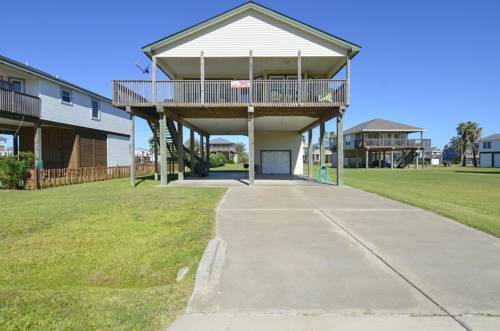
[29,164,156,190]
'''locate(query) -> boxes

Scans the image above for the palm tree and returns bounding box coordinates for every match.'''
[456,122,469,166]
[234,142,246,164]
[467,122,482,167]
[449,136,465,164]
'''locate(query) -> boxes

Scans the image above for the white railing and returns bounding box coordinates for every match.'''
[112,79,347,107]
[0,88,41,118]
[364,138,432,148]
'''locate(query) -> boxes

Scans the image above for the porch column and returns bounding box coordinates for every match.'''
[415,150,419,169]
[200,51,205,105]
[390,149,394,169]
[158,107,168,186]
[13,133,18,155]
[190,129,196,176]
[152,56,157,104]
[177,121,184,181]
[319,122,325,166]
[206,135,210,175]
[308,128,313,178]
[199,134,204,174]
[248,106,255,186]
[336,113,344,186]
[378,152,382,168]
[128,108,136,188]
[34,120,42,167]
[249,50,253,105]
[366,149,369,169]
[153,120,159,180]
[346,49,351,106]
[297,50,302,104]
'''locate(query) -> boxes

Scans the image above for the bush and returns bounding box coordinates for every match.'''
[226,160,235,164]
[0,152,35,189]
[209,153,226,168]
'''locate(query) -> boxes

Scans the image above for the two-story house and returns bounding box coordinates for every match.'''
[331,119,431,168]
[0,54,131,169]
[113,2,360,186]
[479,134,500,168]
[209,138,239,163]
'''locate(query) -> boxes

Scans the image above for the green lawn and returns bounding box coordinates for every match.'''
[305,164,500,237]
[210,163,247,171]
[0,178,226,330]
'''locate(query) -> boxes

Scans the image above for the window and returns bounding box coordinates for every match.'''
[9,78,25,93]
[483,142,491,149]
[61,88,72,104]
[91,100,100,120]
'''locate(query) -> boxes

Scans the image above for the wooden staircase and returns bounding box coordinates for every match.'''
[396,150,418,168]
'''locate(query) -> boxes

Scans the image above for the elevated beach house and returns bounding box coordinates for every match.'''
[331,119,431,168]
[113,1,360,186]
[0,54,131,169]
[209,138,239,163]
[479,134,500,168]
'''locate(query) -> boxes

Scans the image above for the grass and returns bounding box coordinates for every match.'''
[210,163,247,171]
[0,178,226,330]
[305,164,500,237]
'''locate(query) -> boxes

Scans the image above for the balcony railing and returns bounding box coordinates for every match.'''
[112,79,346,108]
[363,138,431,148]
[0,88,41,118]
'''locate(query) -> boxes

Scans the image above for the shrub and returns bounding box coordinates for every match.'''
[209,153,226,168]
[226,160,235,164]
[0,152,35,189]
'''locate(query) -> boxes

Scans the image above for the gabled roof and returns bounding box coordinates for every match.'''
[481,134,500,141]
[0,54,112,103]
[142,1,361,57]
[344,119,425,135]
[210,137,233,144]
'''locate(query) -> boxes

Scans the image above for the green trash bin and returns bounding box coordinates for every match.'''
[317,165,332,184]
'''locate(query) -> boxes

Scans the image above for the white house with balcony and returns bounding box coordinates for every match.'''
[479,134,500,168]
[113,1,360,186]
[0,54,131,169]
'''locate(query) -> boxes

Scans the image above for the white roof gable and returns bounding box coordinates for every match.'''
[156,9,347,58]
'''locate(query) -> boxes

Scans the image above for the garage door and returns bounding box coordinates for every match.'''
[261,151,291,174]
[494,153,500,168]
[480,153,492,167]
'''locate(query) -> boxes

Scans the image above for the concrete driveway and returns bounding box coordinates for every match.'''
[169,184,500,331]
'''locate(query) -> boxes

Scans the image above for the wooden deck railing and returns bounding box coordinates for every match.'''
[112,79,347,108]
[29,164,155,189]
[363,138,432,148]
[0,88,41,118]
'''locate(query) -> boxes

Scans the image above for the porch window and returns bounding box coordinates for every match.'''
[91,100,100,120]
[61,88,72,104]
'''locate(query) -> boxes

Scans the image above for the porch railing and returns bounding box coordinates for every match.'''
[112,79,346,107]
[0,88,41,118]
[363,138,432,148]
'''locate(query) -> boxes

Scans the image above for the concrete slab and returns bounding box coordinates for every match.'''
[458,316,500,331]
[169,315,464,331]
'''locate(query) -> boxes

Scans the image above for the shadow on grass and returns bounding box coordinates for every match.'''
[453,170,500,175]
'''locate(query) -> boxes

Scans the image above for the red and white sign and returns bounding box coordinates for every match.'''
[230,80,251,88]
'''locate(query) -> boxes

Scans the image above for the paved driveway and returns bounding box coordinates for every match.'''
[169,184,500,331]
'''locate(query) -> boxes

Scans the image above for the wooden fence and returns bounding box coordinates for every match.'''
[29,164,156,190]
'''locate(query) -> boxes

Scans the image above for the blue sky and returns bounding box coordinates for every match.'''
[1,0,499,150]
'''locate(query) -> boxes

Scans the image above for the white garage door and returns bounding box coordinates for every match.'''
[494,153,500,168]
[261,151,291,174]
[480,154,492,167]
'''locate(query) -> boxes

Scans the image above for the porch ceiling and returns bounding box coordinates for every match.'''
[186,116,317,135]
[157,56,345,79]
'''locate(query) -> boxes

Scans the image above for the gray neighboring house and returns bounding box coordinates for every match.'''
[479,134,500,168]
[0,54,130,169]
[422,146,442,165]
[331,118,431,168]
[210,138,239,163]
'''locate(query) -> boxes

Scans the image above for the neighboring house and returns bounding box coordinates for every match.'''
[331,119,431,168]
[0,54,130,169]
[303,142,332,164]
[423,146,442,165]
[135,147,153,163]
[479,134,500,168]
[0,136,13,157]
[210,138,239,163]
[113,2,359,185]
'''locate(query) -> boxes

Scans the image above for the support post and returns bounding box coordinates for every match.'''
[152,56,157,104]
[248,107,255,186]
[200,51,205,105]
[319,122,325,166]
[366,149,369,169]
[129,108,135,187]
[336,113,344,186]
[13,134,18,155]
[34,120,42,167]
[158,107,168,186]
[153,120,159,180]
[297,50,302,104]
[308,128,313,178]
[379,152,382,168]
[177,121,184,181]
[200,134,204,163]
[206,135,210,175]
[346,49,351,106]
[190,129,196,176]
[249,50,253,105]
[390,150,394,169]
